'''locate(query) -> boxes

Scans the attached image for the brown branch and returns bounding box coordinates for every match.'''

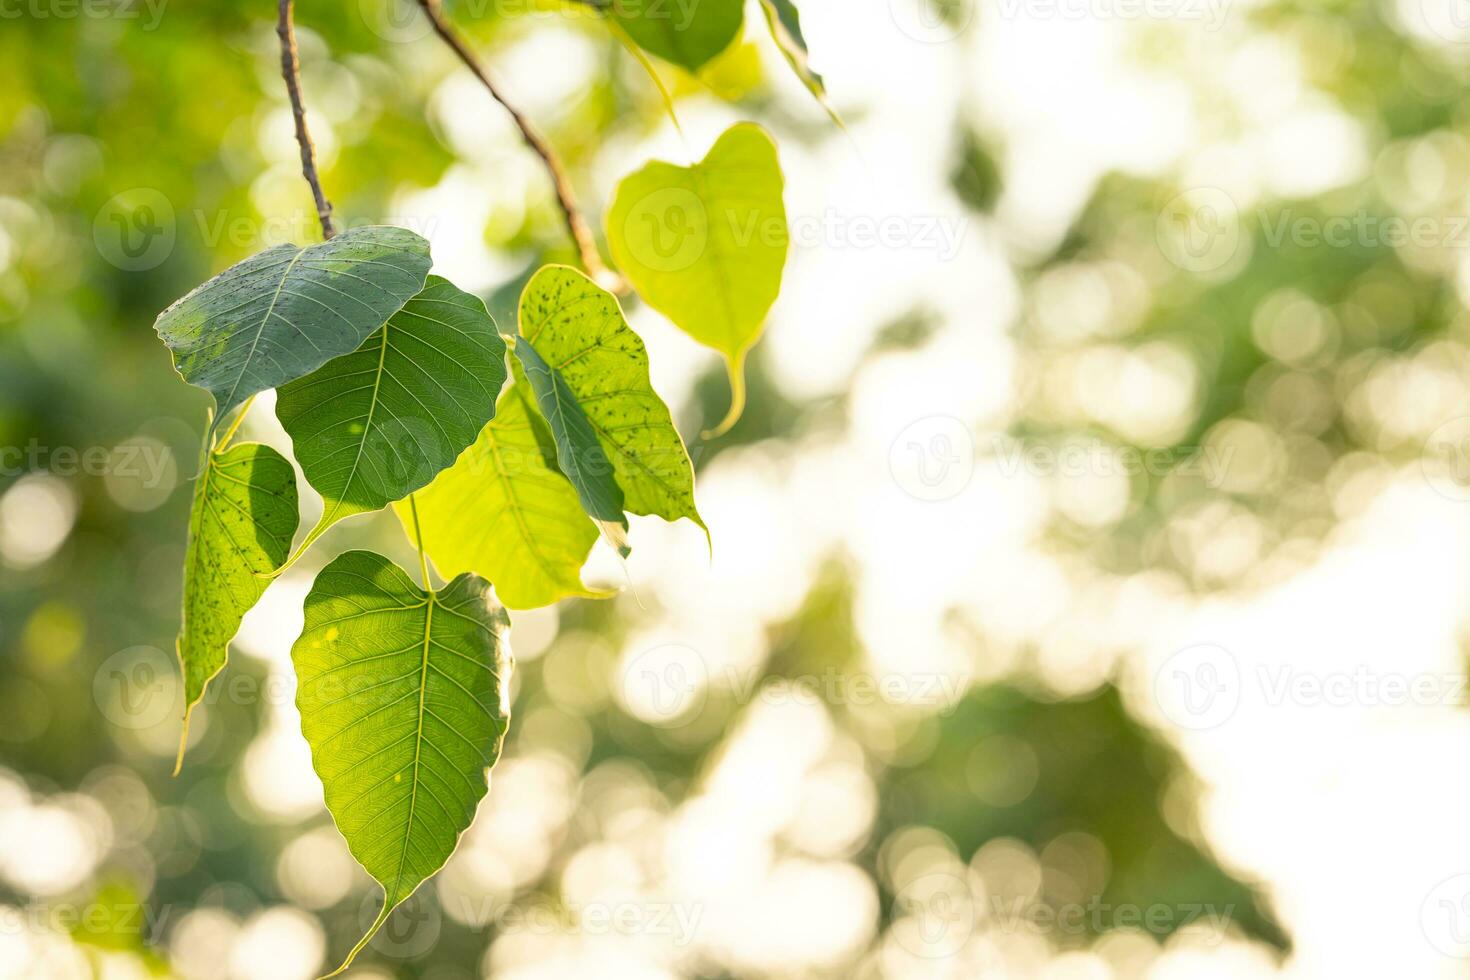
[277,0,337,240]
[415,0,622,291]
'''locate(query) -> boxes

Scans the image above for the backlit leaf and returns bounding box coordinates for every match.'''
[153,226,431,426]
[175,442,298,771]
[758,0,840,122]
[517,265,704,536]
[293,551,511,976]
[276,276,507,564]
[608,0,744,73]
[606,123,788,435]
[512,337,630,555]
[398,384,610,610]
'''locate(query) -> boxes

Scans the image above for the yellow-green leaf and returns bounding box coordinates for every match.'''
[293,550,511,976]
[175,442,298,771]
[606,123,788,435]
[397,383,611,610]
[518,265,705,535]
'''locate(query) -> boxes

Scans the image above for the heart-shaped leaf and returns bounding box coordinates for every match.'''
[606,123,788,435]
[276,276,507,565]
[398,384,611,610]
[518,265,704,536]
[153,226,431,426]
[293,550,511,976]
[175,442,299,771]
[609,0,744,73]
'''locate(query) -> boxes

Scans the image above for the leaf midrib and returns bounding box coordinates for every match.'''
[221,247,305,417]
[392,588,435,907]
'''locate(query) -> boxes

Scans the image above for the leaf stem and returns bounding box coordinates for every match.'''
[414,0,622,292]
[277,0,337,241]
[214,395,255,453]
[408,493,432,590]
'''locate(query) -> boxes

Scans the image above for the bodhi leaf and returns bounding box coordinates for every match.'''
[275,276,507,566]
[175,442,298,772]
[608,0,744,73]
[397,384,610,610]
[606,123,788,435]
[153,226,431,426]
[758,0,841,124]
[517,265,705,537]
[511,337,630,556]
[293,550,511,976]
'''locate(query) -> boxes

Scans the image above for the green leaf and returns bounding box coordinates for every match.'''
[606,123,788,435]
[175,442,299,772]
[275,276,507,565]
[758,0,841,123]
[512,337,630,555]
[517,265,705,536]
[398,383,610,610]
[608,0,744,73]
[153,226,432,426]
[292,550,511,976]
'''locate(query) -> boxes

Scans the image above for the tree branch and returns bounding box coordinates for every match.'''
[415,0,622,291]
[277,0,337,240]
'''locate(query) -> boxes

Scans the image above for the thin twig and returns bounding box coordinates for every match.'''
[277,0,337,240]
[415,0,622,292]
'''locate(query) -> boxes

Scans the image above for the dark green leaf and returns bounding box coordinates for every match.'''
[276,276,507,562]
[153,226,432,425]
[609,0,744,73]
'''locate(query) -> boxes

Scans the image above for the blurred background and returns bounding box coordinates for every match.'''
[10,0,1470,975]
